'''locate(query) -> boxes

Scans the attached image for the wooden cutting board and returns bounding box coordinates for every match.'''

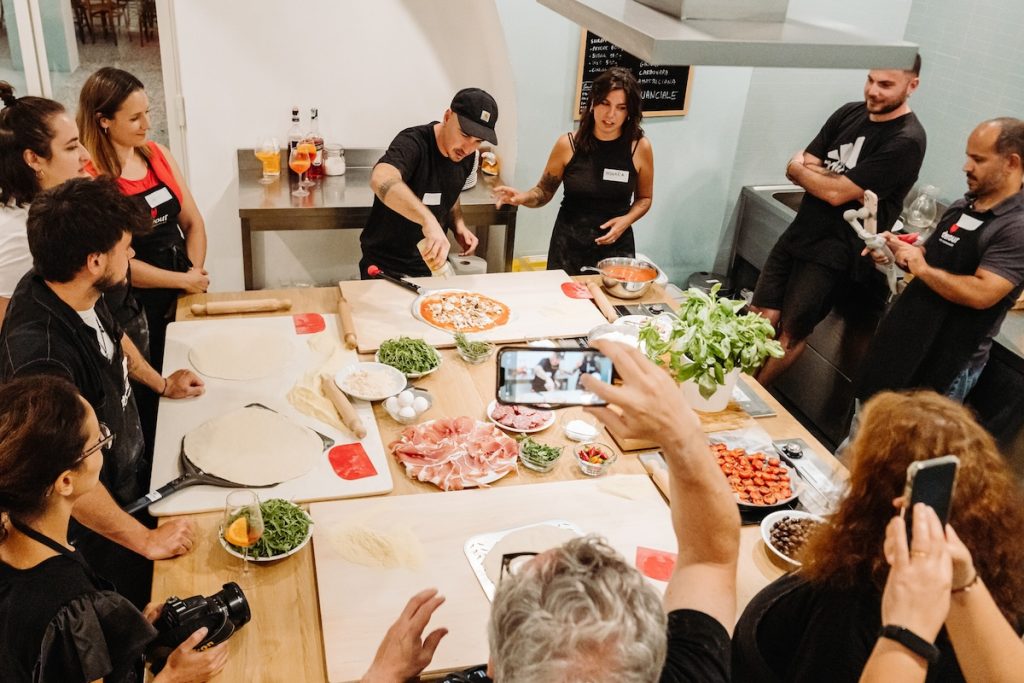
[340,270,609,353]
[150,314,393,515]
[310,475,677,682]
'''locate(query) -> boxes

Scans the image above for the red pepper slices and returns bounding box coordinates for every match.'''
[711,442,793,505]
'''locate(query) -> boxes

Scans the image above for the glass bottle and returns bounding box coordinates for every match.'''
[305,107,325,180]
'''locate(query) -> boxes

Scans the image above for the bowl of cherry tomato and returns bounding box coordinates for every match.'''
[575,442,616,477]
[711,442,800,507]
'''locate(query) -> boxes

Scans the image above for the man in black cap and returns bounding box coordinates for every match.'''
[360,87,498,278]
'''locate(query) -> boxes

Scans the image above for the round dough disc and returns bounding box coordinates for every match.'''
[482,524,580,585]
[189,330,291,380]
[184,406,322,485]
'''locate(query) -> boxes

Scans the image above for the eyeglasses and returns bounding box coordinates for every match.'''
[75,422,114,466]
[499,551,539,583]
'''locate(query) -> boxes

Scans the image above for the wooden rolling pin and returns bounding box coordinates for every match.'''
[640,456,672,503]
[190,298,292,316]
[337,293,358,349]
[586,281,618,323]
[320,374,367,439]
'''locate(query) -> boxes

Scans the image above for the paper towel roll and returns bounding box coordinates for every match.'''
[448,253,487,275]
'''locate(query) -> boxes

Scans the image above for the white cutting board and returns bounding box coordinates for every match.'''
[148,314,393,516]
[310,475,676,682]
[341,270,608,353]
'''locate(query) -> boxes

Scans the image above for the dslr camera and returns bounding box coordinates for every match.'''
[148,582,251,672]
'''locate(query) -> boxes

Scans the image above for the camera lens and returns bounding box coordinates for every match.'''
[213,582,252,629]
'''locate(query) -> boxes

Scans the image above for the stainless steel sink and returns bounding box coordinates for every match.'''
[772,190,804,213]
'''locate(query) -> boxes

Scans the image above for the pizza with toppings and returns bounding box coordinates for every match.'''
[418,290,511,333]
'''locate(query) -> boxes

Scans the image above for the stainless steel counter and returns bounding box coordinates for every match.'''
[236,149,518,290]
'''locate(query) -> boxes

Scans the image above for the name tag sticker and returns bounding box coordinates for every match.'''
[144,186,173,208]
[603,168,629,183]
[952,214,983,232]
[422,192,442,206]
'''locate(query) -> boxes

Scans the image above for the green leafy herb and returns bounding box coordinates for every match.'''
[226,498,312,559]
[454,332,494,361]
[638,284,784,399]
[519,436,562,465]
[378,336,440,374]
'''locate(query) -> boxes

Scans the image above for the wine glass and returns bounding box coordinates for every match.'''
[289,146,311,197]
[298,139,318,187]
[223,490,264,573]
[254,136,280,184]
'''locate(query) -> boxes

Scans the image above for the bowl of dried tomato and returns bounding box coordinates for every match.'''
[575,442,616,477]
[711,442,800,507]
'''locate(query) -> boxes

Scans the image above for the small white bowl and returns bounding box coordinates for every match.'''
[587,323,640,348]
[760,510,825,566]
[334,362,407,402]
[384,388,434,424]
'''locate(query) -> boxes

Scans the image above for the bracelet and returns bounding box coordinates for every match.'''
[952,571,980,593]
[878,624,941,664]
[160,378,168,397]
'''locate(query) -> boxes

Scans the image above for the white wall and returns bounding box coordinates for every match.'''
[170,0,517,290]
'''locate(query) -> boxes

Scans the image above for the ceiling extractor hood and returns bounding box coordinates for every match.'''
[537,0,918,69]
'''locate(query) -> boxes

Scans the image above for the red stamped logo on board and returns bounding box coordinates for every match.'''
[328,443,377,480]
[561,282,593,299]
[635,546,677,582]
[292,313,325,334]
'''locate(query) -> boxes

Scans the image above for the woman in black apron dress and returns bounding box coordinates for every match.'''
[493,67,654,275]
[77,67,209,372]
[0,377,228,682]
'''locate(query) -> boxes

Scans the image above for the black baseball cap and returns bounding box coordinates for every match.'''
[451,88,498,145]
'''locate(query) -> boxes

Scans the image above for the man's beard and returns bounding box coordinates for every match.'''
[94,267,126,293]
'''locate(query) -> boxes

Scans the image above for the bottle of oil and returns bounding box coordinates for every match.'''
[306,107,325,180]
[286,106,302,177]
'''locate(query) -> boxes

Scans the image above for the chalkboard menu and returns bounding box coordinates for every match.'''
[574,30,693,120]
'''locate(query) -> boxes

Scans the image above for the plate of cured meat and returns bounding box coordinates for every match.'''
[388,416,519,491]
[487,401,555,434]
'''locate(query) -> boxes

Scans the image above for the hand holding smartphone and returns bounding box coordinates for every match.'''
[495,347,615,407]
[902,455,959,545]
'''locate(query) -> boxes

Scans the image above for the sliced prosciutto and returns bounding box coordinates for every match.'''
[490,404,553,431]
[389,417,518,491]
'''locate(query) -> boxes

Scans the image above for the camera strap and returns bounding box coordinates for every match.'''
[8,517,115,591]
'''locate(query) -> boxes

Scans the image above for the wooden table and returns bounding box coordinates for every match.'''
[237,149,519,290]
[159,280,843,682]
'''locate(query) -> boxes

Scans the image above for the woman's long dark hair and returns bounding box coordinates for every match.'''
[574,67,644,154]
[0,376,89,541]
[0,81,67,206]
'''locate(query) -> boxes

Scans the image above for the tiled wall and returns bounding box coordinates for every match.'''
[904,0,1024,203]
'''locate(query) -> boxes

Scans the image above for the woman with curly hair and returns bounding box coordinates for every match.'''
[732,390,1024,682]
[493,67,654,275]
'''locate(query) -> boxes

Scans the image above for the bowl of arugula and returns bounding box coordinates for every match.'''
[376,336,441,378]
[220,498,313,562]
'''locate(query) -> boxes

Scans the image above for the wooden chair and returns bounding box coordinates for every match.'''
[84,0,118,45]
[138,0,157,47]
[71,0,94,44]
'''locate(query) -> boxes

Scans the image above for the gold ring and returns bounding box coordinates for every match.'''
[910,550,928,558]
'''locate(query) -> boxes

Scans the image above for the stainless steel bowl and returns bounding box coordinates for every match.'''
[583,257,658,299]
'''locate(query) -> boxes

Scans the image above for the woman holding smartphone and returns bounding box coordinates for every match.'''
[493,67,653,275]
[77,67,209,370]
[732,390,1024,682]
[0,376,227,682]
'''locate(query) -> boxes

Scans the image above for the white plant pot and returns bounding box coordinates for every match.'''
[680,368,740,413]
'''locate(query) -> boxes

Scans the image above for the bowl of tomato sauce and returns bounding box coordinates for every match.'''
[586,257,659,299]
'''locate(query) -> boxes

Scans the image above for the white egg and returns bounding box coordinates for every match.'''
[384,396,399,413]
[398,405,416,419]
[412,396,430,413]
[397,390,414,407]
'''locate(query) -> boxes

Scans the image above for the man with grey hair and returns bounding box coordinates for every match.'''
[856,117,1024,404]
[362,340,741,682]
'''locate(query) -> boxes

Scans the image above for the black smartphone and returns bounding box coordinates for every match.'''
[495,346,614,407]
[902,455,960,545]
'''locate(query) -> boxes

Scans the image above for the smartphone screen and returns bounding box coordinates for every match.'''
[496,347,613,407]
[903,454,960,544]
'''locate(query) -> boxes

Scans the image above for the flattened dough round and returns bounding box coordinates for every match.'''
[184,406,321,485]
[482,524,580,585]
[189,330,291,380]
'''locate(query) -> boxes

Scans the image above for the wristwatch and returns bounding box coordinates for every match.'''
[878,624,941,664]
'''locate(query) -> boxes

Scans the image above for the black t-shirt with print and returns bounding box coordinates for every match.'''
[780,102,927,271]
[359,123,474,277]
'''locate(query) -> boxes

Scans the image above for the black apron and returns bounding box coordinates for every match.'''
[857,205,1005,400]
[547,134,639,275]
[129,178,189,373]
[105,274,150,361]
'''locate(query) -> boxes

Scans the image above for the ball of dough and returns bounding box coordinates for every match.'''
[397,390,414,407]
[398,406,416,419]
[384,396,399,413]
[412,396,429,414]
